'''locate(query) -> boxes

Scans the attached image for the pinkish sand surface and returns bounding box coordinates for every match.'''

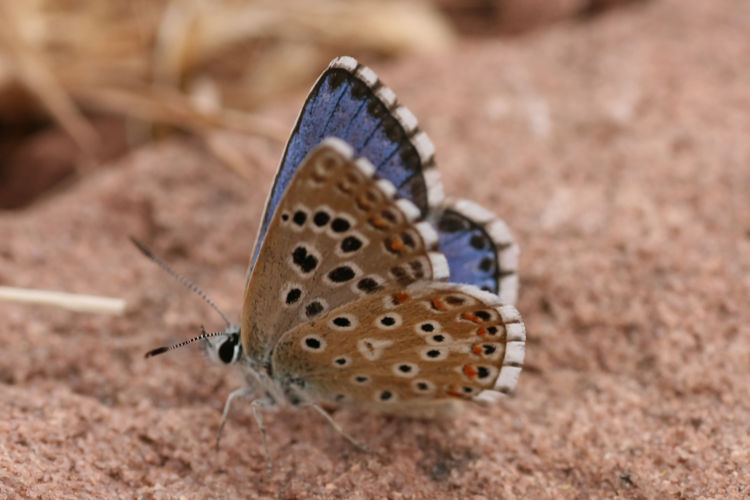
[1,0,749,497]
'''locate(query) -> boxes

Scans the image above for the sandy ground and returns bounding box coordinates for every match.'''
[2,0,749,498]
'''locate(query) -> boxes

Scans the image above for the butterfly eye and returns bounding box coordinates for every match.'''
[217,334,240,364]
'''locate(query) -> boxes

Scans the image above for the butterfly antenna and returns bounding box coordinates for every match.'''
[145,325,225,358]
[130,236,232,327]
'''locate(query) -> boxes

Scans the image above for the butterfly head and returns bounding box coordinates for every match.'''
[201,324,243,365]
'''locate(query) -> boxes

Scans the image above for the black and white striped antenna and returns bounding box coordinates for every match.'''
[130,236,232,327]
[144,326,226,358]
[131,237,236,358]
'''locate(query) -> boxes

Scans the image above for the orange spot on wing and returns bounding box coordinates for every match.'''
[447,385,466,398]
[472,344,483,355]
[388,236,406,252]
[394,292,410,304]
[462,312,481,323]
[463,365,478,380]
[448,388,462,398]
[477,327,488,337]
[431,298,447,311]
[370,215,388,228]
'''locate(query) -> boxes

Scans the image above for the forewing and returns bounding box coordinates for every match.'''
[250,56,443,270]
[242,138,449,364]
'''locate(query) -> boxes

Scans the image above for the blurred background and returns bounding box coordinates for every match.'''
[0,0,641,210]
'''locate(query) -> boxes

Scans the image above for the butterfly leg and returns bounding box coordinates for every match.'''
[216,387,275,474]
[310,404,378,456]
[216,386,254,450]
[251,398,274,476]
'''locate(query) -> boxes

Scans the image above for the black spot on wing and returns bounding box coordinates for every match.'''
[306,301,324,318]
[292,246,318,273]
[285,288,302,305]
[357,277,381,293]
[341,236,363,253]
[328,266,355,283]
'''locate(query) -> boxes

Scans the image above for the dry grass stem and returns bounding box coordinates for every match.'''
[0,286,126,315]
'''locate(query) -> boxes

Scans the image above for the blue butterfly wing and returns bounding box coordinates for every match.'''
[251,56,441,270]
[436,200,519,305]
[250,57,519,305]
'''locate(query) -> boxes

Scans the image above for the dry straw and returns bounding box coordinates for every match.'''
[0,286,126,315]
[0,0,454,175]
[0,0,454,314]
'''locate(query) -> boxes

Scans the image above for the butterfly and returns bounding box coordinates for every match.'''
[145,56,525,466]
